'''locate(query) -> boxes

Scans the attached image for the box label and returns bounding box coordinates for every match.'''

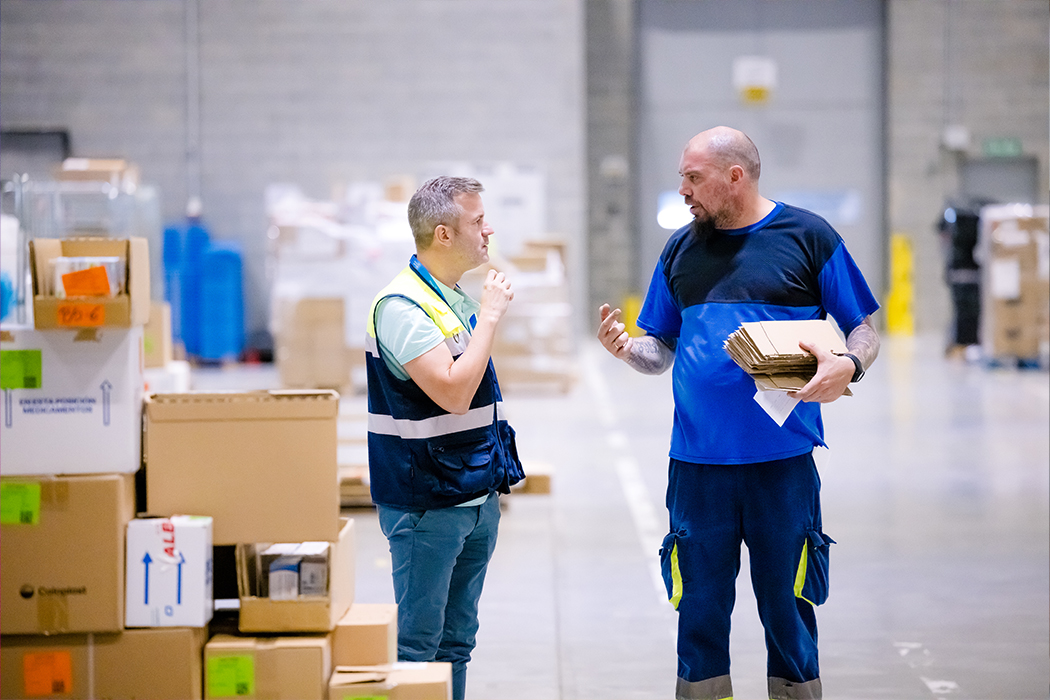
[57,302,106,327]
[0,350,43,389]
[22,650,73,697]
[1,481,42,524]
[62,266,113,296]
[207,654,255,697]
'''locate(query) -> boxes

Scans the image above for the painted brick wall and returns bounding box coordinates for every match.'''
[586,0,636,314]
[888,0,1049,336]
[4,0,1046,340]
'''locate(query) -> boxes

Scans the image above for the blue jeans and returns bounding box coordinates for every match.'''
[377,494,500,700]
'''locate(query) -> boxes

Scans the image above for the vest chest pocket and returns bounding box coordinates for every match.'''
[424,432,497,496]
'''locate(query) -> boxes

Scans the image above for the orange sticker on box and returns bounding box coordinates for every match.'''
[61,265,111,296]
[23,650,73,697]
[56,302,105,327]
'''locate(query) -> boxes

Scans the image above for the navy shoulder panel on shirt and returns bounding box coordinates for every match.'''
[660,204,844,310]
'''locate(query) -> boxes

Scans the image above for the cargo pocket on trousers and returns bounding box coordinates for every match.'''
[794,529,835,606]
[659,530,685,610]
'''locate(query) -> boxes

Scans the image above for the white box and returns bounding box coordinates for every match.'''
[269,556,301,601]
[126,515,214,628]
[0,324,144,475]
[144,359,192,394]
[297,542,329,596]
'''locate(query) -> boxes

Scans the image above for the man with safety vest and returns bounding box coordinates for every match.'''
[365,176,525,700]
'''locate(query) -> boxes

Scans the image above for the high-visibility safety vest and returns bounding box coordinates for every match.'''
[365,257,525,510]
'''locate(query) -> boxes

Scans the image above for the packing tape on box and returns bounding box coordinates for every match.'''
[41,479,70,509]
[37,592,71,633]
[87,633,96,700]
[257,647,282,698]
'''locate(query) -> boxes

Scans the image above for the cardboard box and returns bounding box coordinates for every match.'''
[144,389,340,545]
[253,541,330,598]
[144,300,174,368]
[332,603,398,666]
[1,627,206,700]
[980,206,1050,359]
[1,473,135,634]
[276,297,352,390]
[237,518,355,633]
[144,359,193,394]
[328,663,452,700]
[126,515,214,628]
[54,157,141,190]
[30,237,151,329]
[205,634,331,700]
[510,461,553,495]
[0,325,145,475]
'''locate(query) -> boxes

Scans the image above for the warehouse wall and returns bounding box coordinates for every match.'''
[887,0,1049,337]
[3,0,1047,343]
[585,0,637,314]
[0,0,586,343]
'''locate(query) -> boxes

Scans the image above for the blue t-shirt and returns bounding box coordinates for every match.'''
[636,202,880,465]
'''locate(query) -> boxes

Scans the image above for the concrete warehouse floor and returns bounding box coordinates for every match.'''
[193,334,1050,700]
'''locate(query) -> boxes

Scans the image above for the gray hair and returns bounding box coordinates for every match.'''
[407,176,485,249]
[707,130,761,181]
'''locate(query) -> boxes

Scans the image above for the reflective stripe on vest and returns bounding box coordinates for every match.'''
[369,402,510,439]
[366,263,498,438]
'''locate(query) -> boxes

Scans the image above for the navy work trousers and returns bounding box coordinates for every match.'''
[661,452,829,700]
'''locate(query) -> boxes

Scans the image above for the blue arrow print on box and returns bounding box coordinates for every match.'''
[142,551,186,607]
[176,551,186,605]
[142,552,152,604]
[100,380,112,426]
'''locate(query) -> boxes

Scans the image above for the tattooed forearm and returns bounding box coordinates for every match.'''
[846,316,880,370]
[625,335,676,375]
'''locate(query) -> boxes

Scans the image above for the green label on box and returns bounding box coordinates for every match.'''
[1,482,42,525]
[0,349,43,390]
[207,655,255,698]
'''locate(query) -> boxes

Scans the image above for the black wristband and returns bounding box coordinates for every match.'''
[843,353,864,383]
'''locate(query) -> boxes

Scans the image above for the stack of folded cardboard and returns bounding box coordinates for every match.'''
[724,319,851,395]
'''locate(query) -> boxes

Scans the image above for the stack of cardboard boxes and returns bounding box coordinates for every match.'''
[2,236,452,698]
[979,204,1050,365]
[142,388,450,698]
[265,184,417,395]
[461,241,576,393]
[143,299,192,393]
[1,236,210,699]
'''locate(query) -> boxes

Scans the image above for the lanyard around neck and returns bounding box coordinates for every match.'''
[409,254,477,330]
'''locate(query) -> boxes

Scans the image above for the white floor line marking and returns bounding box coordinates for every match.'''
[895,641,961,699]
[584,345,669,607]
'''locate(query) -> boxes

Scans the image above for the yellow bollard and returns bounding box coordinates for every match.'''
[885,233,915,336]
[622,294,643,337]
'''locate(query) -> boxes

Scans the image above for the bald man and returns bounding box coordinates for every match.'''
[598,127,880,700]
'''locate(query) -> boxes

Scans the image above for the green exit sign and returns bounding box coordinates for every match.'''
[983,137,1023,158]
